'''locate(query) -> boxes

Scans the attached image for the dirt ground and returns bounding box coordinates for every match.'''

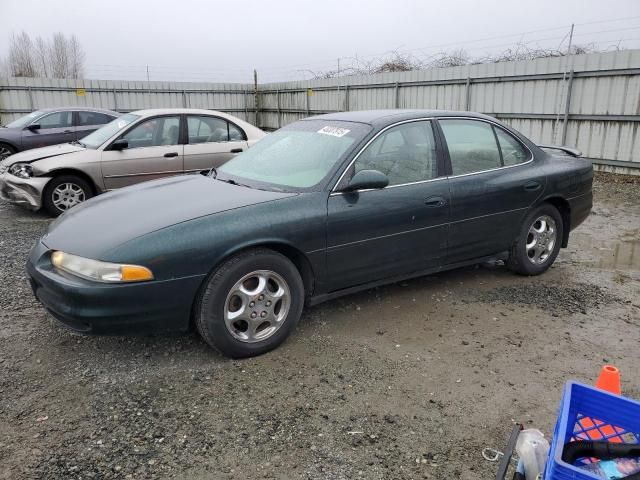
[0,172,638,480]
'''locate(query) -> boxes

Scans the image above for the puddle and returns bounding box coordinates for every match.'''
[570,232,639,272]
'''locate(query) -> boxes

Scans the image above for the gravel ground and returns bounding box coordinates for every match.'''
[0,172,639,480]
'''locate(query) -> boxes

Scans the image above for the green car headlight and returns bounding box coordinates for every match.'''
[51,251,154,283]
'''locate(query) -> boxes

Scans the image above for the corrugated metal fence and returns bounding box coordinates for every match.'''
[1,49,639,170]
[0,78,256,124]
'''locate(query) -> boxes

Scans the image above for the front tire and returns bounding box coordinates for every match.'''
[43,175,93,216]
[195,248,304,358]
[0,143,16,161]
[507,203,563,276]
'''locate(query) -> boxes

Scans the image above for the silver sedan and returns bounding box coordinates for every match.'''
[0,108,266,215]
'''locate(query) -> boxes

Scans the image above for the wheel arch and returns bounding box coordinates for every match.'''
[0,140,19,152]
[188,240,317,329]
[539,196,571,248]
[42,168,101,195]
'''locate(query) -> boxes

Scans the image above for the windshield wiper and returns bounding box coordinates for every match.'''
[218,177,253,189]
[207,167,217,178]
[69,140,86,148]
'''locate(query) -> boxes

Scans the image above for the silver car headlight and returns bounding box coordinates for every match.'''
[51,251,154,283]
[9,163,33,179]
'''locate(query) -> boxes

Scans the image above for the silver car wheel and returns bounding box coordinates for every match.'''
[224,270,291,343]
[525,215,557,265]
[0,145,13,160]
[52,183,86,211]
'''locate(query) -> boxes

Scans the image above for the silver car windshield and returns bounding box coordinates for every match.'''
[5,111,44,128]
[81,113,139,149]
[218,120,370,190]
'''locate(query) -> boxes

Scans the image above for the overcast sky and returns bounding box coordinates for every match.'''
[2,0,640,83]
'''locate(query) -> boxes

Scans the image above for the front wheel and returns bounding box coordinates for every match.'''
[507,204,563,275]
[42,175,93,216]
[0,143,16,161]
[195,248,304,358]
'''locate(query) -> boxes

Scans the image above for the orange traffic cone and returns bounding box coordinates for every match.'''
[578,365,623,442]
[595,365,621,395]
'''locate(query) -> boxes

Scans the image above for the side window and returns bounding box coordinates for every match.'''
[121,116,180,148]
[440,119,501,175]
[494,127,530,166]
[354,121,437,186]
[37,111,72,129]
[187,116,229,144]
[78,111,113,127]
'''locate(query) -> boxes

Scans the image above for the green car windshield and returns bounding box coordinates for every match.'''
[81,113,140,149]
[218,120,371,191]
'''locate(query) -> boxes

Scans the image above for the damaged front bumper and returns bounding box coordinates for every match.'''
[0,172,50,210]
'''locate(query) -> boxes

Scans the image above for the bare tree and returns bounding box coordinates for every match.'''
[2,31,85,78]
[8,31,37,77]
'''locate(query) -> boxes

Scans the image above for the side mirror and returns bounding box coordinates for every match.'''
[27,124,41,131]
[110,138,128,151]
[344,169,389,192]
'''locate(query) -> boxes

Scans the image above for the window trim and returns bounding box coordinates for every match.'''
[436,117,533,178]
[330,118,444,194]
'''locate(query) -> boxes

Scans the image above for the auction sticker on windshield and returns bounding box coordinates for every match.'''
[317,126,350,137]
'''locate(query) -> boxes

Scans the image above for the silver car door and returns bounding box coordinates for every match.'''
[183,115,249,173]
[101,115,184,190]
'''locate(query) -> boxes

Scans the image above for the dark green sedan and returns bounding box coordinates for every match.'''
[27,110,593,358]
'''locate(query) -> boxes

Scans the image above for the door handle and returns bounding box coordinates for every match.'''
[424,196,446,207]
[164,152,179,158]
[230,148,243,153]
[524,181,542,192]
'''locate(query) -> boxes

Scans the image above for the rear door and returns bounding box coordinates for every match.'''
[75,111,116,140]
[437,118,543,264]
[101,115,184,190]
[326,120,449,291]
[21,111,75,149]
[183,115,249,173]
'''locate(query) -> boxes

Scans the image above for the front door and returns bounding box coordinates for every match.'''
[437,118,545,264]
[22,110,75,149]
[183,115,249,173]
[101,115,184,190]
[326,120,449,292]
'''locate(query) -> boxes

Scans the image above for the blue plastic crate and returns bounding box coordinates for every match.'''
[545,381,640,479]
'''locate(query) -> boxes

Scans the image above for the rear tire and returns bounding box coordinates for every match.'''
[507,203,564,276]
[43,175,93,216]
[0,143,16,161]
[195,248,304,358]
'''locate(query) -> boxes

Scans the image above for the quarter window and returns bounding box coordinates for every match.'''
[495,127,530,166]
[37,111,72,129]
[187,116,246,144]
[440,119,501,175]
[121,116,181,148]
[353,121,437,186]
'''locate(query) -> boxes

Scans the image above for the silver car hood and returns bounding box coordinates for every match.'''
[0,143,86,168]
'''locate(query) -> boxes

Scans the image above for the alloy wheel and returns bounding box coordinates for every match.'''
[224,270,291,343]
[525,215,557,265]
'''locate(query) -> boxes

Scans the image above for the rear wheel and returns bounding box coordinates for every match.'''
[195,248,304,358]
[43,175,93,216]
[0,143,16,161]
[507,204,563,275]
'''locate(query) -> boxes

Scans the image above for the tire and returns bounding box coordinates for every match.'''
[195,248,304,358]
[42,175,93,216]
[0,143,16,161]
[507,203,564,276]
